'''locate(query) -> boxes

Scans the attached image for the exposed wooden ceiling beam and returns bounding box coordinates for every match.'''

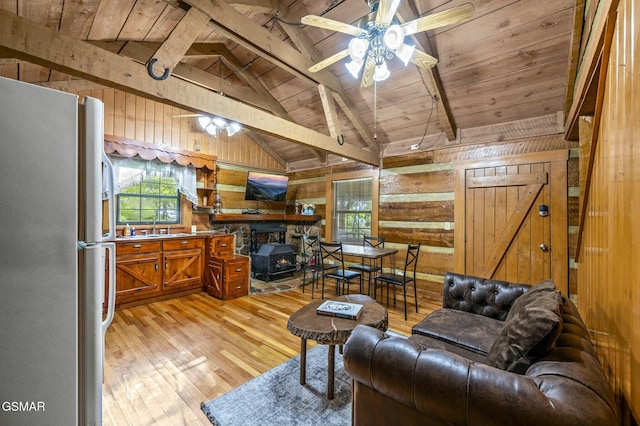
[227,0,278,16]
[395,2,457,141]
[0,8,378,166]
[148,6,210,75]
[132,41,292,120]
[274,0,373,150]
[179,0,379,157]
[318,84,342,140]
[91,41,289,118]
[182,40,327,161]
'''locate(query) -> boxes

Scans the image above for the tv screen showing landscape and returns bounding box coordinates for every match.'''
[244,171,289,202]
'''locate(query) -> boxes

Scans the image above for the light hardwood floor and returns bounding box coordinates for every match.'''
[102,281,441,425]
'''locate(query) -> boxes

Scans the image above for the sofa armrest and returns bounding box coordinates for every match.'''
[442,272,531,320]
[344,325,617,426]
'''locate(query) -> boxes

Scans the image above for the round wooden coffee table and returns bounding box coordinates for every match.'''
[287,294,388,399]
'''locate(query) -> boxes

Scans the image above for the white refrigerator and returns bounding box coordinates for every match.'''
[0,76,116,425]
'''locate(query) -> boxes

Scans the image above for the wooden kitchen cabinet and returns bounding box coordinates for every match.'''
[115,241,163,305]
[114,236,205,309]
[163,238,205,293]
[208,255,249,300]
[207,233,250,300]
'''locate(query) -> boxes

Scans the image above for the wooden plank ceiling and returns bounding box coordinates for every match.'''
[0,0,576,170]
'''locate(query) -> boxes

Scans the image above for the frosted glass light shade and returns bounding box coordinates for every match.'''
[345,60,364,78]
[383,25,405,50]
[227,122,242,136]
[198,116,212,128]
[212,117,227,127]
[373,62,390,81]
[348,38,369,61]
[395,43,415,66]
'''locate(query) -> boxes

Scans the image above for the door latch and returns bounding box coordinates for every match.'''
[539,243,549,252]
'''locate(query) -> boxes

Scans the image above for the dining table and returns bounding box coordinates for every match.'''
[312,242,398,298]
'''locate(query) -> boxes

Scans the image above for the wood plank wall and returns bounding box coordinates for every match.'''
[73,87,284,171]
[578,0,639,421]
[71,87,285,230]
[288,136,577,300]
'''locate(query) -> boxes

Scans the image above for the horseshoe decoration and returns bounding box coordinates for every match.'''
[337,135,345,145]
[147,58,170,81]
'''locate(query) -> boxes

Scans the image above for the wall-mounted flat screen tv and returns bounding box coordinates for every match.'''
[244,171,289,202]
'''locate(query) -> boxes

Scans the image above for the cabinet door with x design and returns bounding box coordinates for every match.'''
[163,238,205,294]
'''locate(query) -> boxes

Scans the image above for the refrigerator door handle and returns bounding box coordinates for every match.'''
[102,241,116,332]
[102,152,116,240]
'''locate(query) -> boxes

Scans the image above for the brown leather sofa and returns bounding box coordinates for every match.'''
[343,272,618,426]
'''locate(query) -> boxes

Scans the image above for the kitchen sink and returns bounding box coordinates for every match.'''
[117,233,193,240]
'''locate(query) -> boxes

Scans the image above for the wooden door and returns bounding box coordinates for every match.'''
[453,150,569,293]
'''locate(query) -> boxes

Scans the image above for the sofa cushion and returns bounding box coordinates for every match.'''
[412,309,504,355]
[486,285,563,373]
[408,334,487,363]
[505,279,556,322]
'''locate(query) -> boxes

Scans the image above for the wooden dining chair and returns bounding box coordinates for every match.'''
[348,236,384,296]
[373,243,420,320]
[319,241,363,299]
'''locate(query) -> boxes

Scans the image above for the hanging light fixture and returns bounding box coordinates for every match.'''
[198,116,242,137]
[344,21,415,82]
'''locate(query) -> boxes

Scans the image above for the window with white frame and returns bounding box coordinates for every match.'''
[332,177,372,243]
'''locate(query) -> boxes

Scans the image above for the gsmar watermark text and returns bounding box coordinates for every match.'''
[2,401,46,412]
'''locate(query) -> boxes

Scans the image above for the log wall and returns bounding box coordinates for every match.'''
[288,136,577,299]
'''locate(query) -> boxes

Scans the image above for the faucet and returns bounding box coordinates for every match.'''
[151,219,156,235]
[167,225,171,235]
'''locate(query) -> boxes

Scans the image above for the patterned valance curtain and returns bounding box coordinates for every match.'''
[107,156,198,206]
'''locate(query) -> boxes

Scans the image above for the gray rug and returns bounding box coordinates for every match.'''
[201,345,350,426]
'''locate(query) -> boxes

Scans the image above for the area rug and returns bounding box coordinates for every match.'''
[201,345,351,426]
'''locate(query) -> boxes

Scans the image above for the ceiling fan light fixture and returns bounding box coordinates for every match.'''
[212,117,227,127]
[198,116,212,128]
[204,124,218,137]
[395,43,415,66]
[348,38,370,61]
[373,62,390,81]
[345,60,364,78]
[227,122,242,136]
[383,24,405,50]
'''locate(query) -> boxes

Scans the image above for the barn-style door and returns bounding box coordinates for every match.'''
[453,150,569,293]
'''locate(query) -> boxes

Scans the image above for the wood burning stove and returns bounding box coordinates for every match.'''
[250,243,297,282]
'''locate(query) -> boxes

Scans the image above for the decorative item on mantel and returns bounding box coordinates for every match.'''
[294,200,300,215]
[302,203,315,215]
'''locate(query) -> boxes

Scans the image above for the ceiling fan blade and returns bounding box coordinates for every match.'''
[301,15,366,36]
[410,49,439,70]
[360,57,375,88]
[375,0,401,26]
[401,3,475,36]
[308,49,350,73]
[171,113,203,118]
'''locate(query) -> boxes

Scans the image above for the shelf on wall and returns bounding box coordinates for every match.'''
[210,213,321,223]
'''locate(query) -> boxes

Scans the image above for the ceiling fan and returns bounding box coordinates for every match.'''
[301,0,474,87]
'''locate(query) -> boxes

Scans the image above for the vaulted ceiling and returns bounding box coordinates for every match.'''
[0,0,577,170]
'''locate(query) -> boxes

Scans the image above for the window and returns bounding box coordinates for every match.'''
[326,170,379,243]
[116,167,180,225]
[110,156,198,225]
[333,178,372,242]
